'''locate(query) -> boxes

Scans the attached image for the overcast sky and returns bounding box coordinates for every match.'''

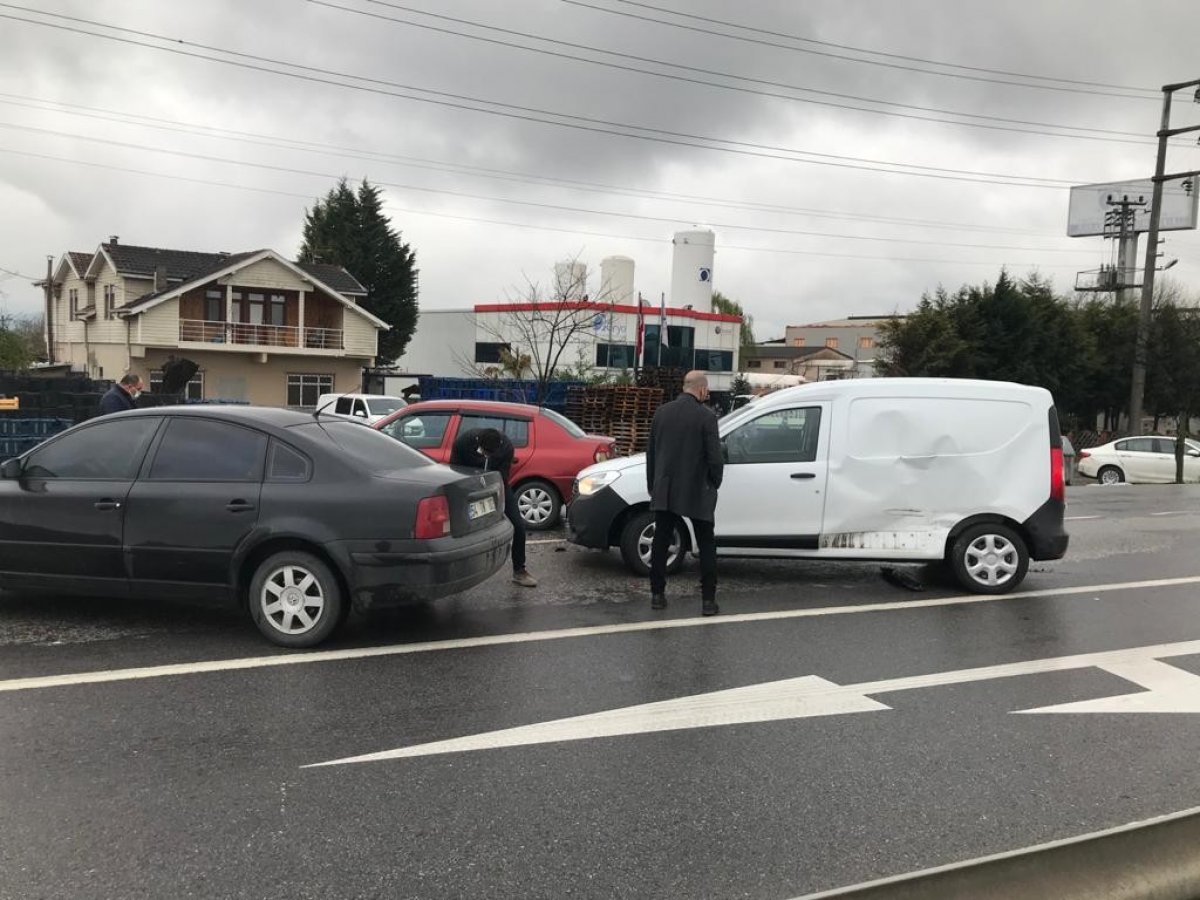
[1,0,1199,340]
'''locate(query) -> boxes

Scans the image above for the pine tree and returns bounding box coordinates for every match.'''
[299,179,419,362]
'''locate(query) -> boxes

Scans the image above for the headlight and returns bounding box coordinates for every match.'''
[576,470,621,496]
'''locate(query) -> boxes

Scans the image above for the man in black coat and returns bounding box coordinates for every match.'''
[449,427,537,588]
[646,370,724,615]
[97,373,144,416]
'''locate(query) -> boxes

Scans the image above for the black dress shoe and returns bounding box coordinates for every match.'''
[651,593,667,610]
[702,599,719,616]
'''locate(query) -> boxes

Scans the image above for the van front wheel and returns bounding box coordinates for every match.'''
[949,524,1029,594]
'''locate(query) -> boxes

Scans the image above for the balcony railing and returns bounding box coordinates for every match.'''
[178,319,344,350]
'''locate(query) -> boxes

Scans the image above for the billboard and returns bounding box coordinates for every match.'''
[1067,178,1199,237]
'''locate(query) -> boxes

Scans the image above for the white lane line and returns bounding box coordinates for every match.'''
[1150,511,1193,517]
[789,805,1200,899]
[2,574,1200,695]
[527,538,567,544]
[1065,515,1101,520]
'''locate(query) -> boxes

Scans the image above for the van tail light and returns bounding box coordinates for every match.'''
[1050,447,1065,503]
[415,495,452,539]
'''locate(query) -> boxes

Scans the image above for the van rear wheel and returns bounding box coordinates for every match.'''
[949,524,1029,594]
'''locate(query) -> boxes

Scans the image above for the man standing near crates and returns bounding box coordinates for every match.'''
[97,373,144,416]
[646,370,724,616]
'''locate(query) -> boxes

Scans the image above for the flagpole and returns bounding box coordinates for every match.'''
[658,291,666,367]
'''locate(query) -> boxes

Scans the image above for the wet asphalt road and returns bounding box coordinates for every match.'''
[2,483,1200,899]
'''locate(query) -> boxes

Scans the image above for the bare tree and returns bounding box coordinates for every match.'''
[476,257,616,402]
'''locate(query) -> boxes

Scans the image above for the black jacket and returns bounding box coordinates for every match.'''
[97,384,137,416]
[646,392,724,522]
[449,428,515,486]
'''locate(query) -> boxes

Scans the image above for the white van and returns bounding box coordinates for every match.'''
[315,393,407,424]
[567,378,1068,594]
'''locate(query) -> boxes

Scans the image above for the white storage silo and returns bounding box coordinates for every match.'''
[554,260,589,300]
[670,229,715,311]
[599,255,635,306]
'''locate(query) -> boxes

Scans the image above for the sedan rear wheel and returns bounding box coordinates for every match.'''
[514,479,562,530]
[249,551,344,648]
[1098,465,1124,485]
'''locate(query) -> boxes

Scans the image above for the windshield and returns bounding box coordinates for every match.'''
[541,407,586,437]
[365,398,406,416]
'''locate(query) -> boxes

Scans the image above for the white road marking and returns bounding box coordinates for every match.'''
[3,574,1200,696]
[306,639,1200,767]
[788,804,1200,899]
[1150,511,1192,517]
[527,538,567,545]
[1065,515,1101,521]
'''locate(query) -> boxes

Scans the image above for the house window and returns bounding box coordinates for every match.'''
[205,289,224,322]
[475,342,511,364]
[287,373,334,408]
[858,336,875,350]
[69,288,79,318]
[149,369,204,401]
[695,349,733,372]
[791,337,805,347]
[103,284,116,319]
[773,360,787,369]
[825,337,839,349]
[595,343,636,369]
[747,360,762,369]
[269,294,287,327]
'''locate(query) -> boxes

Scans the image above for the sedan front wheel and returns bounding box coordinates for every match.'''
[249,551,344,648]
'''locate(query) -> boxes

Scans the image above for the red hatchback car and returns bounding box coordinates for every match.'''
[374,400,615,530]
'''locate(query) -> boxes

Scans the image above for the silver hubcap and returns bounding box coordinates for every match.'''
[1101,469,1121,484]
[518,487,555,525]
[261,565,324,635]
[638,521,681,567]
[964,534,1019,587]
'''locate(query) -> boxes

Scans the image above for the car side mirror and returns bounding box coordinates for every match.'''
[354,409,367,418]
[1188,449,1200,458]
[1,457,23,479]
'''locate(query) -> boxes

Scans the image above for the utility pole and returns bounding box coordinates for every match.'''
[1103,195,1144,305]
[43,255,55,365]
[1129,77,1200,435]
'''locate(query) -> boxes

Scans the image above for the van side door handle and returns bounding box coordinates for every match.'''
[790,472,816,480]
[226,500,256,513]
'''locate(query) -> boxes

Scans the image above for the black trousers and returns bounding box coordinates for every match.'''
[650,512,716,602]
[505,484,526,571]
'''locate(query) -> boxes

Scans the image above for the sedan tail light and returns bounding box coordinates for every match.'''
[1078,450,1091,460]
[595,443,615,463]
[415,495,452,539]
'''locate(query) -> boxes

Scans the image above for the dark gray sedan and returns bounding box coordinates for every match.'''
[0,407,512,647]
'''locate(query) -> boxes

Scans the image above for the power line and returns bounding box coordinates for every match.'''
[311,0,1163,146]
[0,147,1089,269]
[0,93,1059,237]
[563,0,1160,101]
[0,120,1094,253]
[607,0,1160,94]
[0,7,1083,188]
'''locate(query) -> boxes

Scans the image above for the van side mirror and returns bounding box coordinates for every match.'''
[1188,449,1200,458]
[1,458,23,479]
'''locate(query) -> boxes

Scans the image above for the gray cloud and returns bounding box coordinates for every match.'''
[1,0,1198,336]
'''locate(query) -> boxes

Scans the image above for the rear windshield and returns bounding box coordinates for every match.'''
[292,421,432,472]
[541,408,585,437]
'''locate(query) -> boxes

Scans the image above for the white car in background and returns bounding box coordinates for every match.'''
[1076,436,1200,484]
[314,393,407,424]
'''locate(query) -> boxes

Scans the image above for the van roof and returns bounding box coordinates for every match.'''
[749,378,1053,410]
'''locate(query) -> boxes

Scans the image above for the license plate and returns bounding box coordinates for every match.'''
[468,496,497,520]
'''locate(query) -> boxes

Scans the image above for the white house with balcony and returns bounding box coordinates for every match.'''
[40,240,387,406]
